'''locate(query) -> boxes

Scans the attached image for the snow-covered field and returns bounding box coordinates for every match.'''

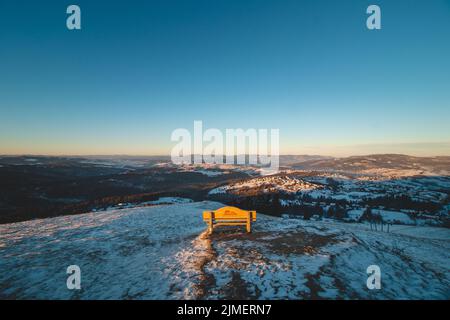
[0,201,222,299]
[154,162,263,177]
[0,202,449,299]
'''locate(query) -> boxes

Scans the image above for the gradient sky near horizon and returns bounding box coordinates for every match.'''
[1,0,450,156]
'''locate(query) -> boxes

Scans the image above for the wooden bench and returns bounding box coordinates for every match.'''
[203,206,257,234]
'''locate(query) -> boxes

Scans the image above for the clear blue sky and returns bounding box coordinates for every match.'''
[1,0,449,156]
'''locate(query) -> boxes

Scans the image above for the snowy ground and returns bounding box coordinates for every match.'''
[0,201,222,299]
[0,202,449,299]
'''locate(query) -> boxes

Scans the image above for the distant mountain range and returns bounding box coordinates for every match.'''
[1,153,449,174]
[290,154,450,175]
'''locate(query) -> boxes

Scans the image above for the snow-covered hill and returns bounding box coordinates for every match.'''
[209,175,320,195]
[0,202,449,299]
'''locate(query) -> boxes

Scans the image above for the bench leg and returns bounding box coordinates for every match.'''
[208,212,214,234]
[246,212,252,233]
[208,219,213,234]
[209,222,214,234]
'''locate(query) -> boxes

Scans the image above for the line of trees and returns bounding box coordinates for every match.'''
[363,194,441,213]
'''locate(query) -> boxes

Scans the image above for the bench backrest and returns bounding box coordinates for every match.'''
[203,206,256,222]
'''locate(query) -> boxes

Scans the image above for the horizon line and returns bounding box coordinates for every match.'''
[1,153,450,158]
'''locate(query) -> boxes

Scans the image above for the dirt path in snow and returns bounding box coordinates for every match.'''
[186,231,217,298]
[174,224,341,299]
